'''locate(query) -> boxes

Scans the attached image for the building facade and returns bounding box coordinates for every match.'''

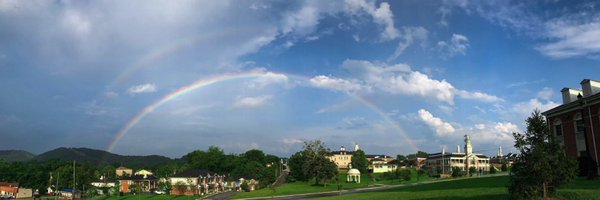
[543,79,600,173]
[329,144,359,168]
[426,135,490,175]
[169,169,227,196]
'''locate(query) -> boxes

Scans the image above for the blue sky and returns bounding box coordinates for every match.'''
[1,0,600,158]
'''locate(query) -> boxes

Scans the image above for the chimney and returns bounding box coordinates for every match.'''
[457,145,460,153]
[581,79,600,98]
[561,88,582,104]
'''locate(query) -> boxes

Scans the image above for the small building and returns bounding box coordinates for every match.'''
[346,168,361,183]
[229,176,259,192]
[116,166,133,177]
[0,182,32,198]
[369,158,398,173]
[169,169,227,196]
[59,188,81,199]
[426,135,490,175]
[119,174,158,193]
[90,176,117,195]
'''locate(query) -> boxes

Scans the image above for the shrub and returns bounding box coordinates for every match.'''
[490,166,497,174]
[468,167,477,177]
[501,163,508,172]
[451,167,462,177]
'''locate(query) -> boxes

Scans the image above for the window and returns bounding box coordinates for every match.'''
[574,113,588,156]
[554,119,563,136]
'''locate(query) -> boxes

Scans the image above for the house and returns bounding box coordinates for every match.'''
[116,166,133,177]
[0,182,32,198]
[543,79,600,174]
[230,176,259,192]
[329,144,361,168]
[369,158,398,173]
[90,176,117,195]
[169,169,227,196]
[119,174,158,193]
[59,188,81,199]
[426,135,490,175]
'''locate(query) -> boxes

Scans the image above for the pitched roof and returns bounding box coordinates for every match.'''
[116,166,131,170]
[171,169,216,178]
[119,174,158,181]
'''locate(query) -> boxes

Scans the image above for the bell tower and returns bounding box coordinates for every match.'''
[464,135,473,155]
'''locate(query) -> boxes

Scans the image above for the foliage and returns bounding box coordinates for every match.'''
[501,163,508,172]
[288,151,308,182]
[489,166,497,174]
[350,150,368,173]
[302,140,338,185]
[508,110,578,200]
[451,167,462,177]
[158,180,171,194]
[398,169,411,181]
[416,169,425,181]
[468,167,476,177]
[241,181,249,192]
[129,183,143,194]
[578,156,598,179]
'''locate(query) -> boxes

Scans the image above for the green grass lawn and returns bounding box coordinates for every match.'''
[232,168,434,199]
[317,176,600,200]
[88,194,201,200]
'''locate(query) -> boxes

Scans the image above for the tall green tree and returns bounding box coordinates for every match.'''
[508,110,577,200]
[288,151,308,181]
[351,149,368,173]
[302,140,337,185]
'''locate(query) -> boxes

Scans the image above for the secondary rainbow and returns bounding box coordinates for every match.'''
[107,72,420,152]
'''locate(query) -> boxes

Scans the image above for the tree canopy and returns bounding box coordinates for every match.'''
[302,140,338,185]
[351,149,368,173]
[508,110,577,200]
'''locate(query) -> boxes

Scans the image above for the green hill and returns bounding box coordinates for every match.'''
[0,150,35,162]
[32,147,172,168]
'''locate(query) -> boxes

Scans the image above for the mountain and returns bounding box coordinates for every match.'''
[0,150,35,162]
[32,147,173,167]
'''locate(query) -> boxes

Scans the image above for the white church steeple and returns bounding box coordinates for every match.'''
[464,135,473,155]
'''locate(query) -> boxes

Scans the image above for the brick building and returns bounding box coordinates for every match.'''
[543,79,600,173]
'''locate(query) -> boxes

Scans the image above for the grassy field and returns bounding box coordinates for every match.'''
[89,194,202,200]
[317,176,600,200]
[232,168,434,199]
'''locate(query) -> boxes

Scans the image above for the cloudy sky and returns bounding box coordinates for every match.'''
[1,0,600,158]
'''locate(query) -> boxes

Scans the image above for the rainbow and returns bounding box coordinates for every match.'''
[107,71,420,153]
[109,28,242,88]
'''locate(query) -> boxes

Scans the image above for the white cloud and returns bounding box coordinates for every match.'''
[457,90,503,103]
[537,19,600,58]
[339,59,502,105]
[437,33,469,58]
[418,109,455,136]
[461,121,520,149]
[248,69,289,89]
[536,87,554,100]
[512,98,559,116]
[283,138,303,145]
[281,5,320,37]
[464,1,600,59]
[232,95,273,108]
[389,27,428,60]
[344,0,400,40]
[309,75,364,93]
[127,83,156,95]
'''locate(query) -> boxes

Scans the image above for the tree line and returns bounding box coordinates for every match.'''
[0,146,281,195]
